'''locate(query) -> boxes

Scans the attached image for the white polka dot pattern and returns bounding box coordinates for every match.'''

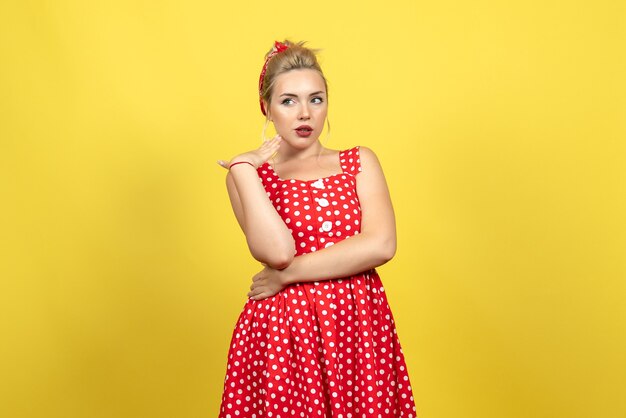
[218,146,417,417]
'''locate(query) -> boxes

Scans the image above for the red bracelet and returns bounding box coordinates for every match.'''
[229,161,255,170]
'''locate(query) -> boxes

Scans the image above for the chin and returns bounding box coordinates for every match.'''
[294,138,320,147]
[283,135,319,146]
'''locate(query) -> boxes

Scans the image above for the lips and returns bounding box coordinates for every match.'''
[295,125,313,138]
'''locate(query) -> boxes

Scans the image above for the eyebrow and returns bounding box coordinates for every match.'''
[279,91,326,97]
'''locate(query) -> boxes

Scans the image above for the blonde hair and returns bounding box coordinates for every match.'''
[259,40,329,117]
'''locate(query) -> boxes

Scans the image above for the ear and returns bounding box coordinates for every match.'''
[263,100,271,120]
[266,108,273,122]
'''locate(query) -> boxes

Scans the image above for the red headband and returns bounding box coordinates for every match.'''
[258,41,290,116]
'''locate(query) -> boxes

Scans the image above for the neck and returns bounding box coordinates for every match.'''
[275,141,325,163]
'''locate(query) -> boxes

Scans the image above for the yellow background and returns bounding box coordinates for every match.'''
[1,1,624,417]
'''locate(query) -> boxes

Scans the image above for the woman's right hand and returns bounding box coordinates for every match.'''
[217,135,282,170]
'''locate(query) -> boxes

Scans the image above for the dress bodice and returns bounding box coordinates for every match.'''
[257,146,363,256]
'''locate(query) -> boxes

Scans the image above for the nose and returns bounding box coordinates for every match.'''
[298,103,310,120]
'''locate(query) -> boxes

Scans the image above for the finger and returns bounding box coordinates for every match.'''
[251,291,267,301]
[263,135,279,145]
[217,160,230,169]
[270,136,282,147]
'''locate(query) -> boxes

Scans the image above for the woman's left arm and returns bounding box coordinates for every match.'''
[248,146,397,300]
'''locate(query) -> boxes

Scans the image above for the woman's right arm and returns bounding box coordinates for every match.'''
[223,138,295,270]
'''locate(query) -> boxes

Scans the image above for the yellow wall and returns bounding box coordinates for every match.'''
[1,1,624,417]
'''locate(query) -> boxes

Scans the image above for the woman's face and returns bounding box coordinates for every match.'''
[267,69,328,150]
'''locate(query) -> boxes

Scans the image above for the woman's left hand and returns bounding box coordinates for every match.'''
[248,264,288,301]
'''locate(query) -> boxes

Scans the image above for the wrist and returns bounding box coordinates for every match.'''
[279,262,297,285]
[229,160,256,170]
[230,154,262,168]
[277,266,290,286]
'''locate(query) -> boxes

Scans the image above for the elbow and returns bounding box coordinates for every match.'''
[266,252,294,270]
[265,245,295,270]
[270,236,296,269]
[379,236,397,264]
[249,236,295,270]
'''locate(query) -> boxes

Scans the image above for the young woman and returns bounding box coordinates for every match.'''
[217,40,417,418]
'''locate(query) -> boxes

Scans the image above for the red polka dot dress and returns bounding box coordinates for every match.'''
[219,146,417,418]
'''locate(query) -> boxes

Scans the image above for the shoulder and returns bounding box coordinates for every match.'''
[353,146,391,201]
[339,145,384,177]
[352,145,382,171]
[341,145,376,158]
[356,145,376,159]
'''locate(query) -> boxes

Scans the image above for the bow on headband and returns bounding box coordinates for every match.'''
[259,41,290,116]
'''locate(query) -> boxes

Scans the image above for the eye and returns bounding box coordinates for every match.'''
[281,98,295,105]
[311,97,324,104]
